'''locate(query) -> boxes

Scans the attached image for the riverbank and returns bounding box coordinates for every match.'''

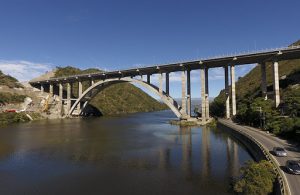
[0,112,43,127]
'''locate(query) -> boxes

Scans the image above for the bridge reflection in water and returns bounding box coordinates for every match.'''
[0,111,252,194]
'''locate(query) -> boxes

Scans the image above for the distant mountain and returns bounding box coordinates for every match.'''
[53,66,168,116]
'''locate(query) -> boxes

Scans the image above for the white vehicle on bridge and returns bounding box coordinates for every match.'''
[273,147,287,157]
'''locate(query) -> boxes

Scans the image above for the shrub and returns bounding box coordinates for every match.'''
[234,160,276,195]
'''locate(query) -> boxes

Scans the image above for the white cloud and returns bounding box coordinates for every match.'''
[0,60,53,82]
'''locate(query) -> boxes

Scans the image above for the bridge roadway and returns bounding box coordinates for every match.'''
[219,119,300,195]
[30,46,300,84]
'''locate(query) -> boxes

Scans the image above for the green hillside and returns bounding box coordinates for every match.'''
[54,66,168,116]
[0,71,26,104]
[211,40,300,140]
[0,71,23,88]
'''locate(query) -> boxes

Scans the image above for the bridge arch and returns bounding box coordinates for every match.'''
[68,77,182,118]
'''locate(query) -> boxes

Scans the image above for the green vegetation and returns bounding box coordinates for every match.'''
[0,112,42,126]
[210,40,300,140]
[54,66,167,115]
[233,160,276,195]
[0,70,23,88]
[0,71,26,104]
[0,92,26,104]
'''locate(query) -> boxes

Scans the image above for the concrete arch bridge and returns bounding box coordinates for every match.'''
[30,45,300,122]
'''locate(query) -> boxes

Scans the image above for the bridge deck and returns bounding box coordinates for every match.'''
[30,46,300,84]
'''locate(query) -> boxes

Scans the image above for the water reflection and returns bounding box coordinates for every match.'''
[0,111,252,194]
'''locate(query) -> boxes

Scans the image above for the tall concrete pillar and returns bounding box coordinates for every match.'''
[273,61,280,107]
[159,73,163,94]
[230,65,236,116]
[205,68,209,119]
[200,68,206,121]
[260,62,268,100]
[147,74,151,84]
[77,81,83,112]
[181,71,187,116]
[91,79,95,85]
[59,83,63,101]
[187,70,191,117]
[49,84,53,95]
[165,72,169,95]
[140,75,143,80]
[40,84,44,94]
[67,83,71,114]
[224,66,230,119]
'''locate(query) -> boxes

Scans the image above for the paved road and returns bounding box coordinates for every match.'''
[219,119,300,195]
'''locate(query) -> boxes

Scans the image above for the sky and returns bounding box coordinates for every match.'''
[0,0,299,98]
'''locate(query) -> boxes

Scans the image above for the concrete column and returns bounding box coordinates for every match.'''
[273,61,280,107]
[165,72,169,95]
[49,84,53,95]
[77,81,83,112]
[200,68,206,121]
[67,83,71,113]
[260,62,268,100]
[140,75,143,80]
[230,65,236,116]
[91,79,95,85]
[147,74,151,84]
[159,73,163,94]
[205,68,209,119]
[187,70,191,117]
[59,83,63,101]
[181,71,187,116]
[78,81,83,97]
[40,84,44,94]
[224,66,230,119]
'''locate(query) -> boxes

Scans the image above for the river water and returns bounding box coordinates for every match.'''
[0,110,253,194]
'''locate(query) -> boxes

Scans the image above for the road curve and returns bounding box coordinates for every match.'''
[218,119,300,195]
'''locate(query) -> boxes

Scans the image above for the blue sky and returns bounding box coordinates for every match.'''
[0,0,299,98]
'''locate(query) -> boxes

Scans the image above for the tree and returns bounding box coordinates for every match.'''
[234,160,276,195]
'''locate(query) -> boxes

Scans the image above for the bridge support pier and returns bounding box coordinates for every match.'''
[201,68,206,121]
[159,73,163,94]
[59,83,63,100]
[49,84,53,96]
[224,65,230,119]
[273,61,280,107]
[147,74,151,84]
[40,84,44,94]
[67,83,71,114]
[260,62,268,100]
[205,68,209,119]
[166,73,169,95]
[187,70,191,117]
[77,81,83,114]
[181,71,187,117]
[230,65,236,116]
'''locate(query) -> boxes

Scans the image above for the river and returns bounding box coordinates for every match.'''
[0,110,253,194]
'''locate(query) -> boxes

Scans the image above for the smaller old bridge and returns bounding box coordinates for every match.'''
[30,45,300,122]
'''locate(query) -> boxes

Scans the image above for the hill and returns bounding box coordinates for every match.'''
[211,40,300,140]
[53,66,168,116]
[0,71,26,104]
[0,71,23,88]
